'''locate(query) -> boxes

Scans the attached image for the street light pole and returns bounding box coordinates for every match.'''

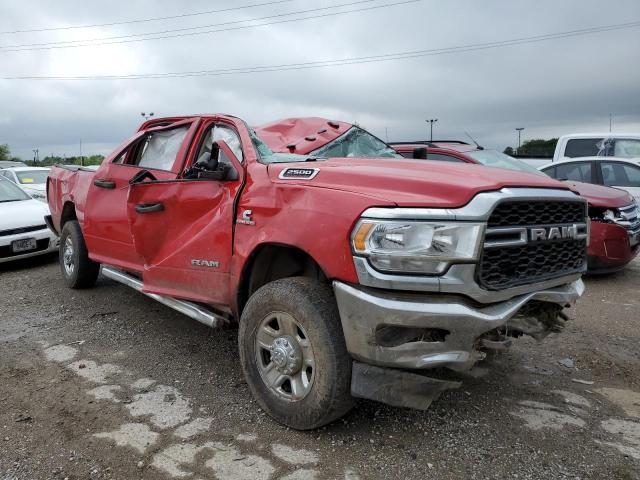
[515,128,525,154]
[426,119,438,142]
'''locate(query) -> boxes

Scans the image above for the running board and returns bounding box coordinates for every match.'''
[101,266,227,329]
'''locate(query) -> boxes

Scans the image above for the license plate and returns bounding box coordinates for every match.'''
[11,238,37,253]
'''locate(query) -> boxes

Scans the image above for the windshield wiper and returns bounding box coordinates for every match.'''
[0,199,24,203]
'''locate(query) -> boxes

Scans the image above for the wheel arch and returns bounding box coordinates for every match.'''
[236,243,328,317]
[60,201,78,228]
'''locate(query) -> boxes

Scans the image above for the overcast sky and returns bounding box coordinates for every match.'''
[1,0,639,159]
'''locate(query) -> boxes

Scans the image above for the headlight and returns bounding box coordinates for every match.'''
[352,220,484,274]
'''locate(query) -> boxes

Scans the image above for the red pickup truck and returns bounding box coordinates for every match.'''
[47,114,587,429]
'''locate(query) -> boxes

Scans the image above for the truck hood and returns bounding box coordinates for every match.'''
[563,181,634,208]
[268,158,571,208]
[0,198,50,230]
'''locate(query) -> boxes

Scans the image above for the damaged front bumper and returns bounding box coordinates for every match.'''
[333,279,584,372]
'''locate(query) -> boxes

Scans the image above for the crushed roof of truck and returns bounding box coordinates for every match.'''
[255,117,352,155]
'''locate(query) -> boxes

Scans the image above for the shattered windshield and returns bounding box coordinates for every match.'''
[598,138,640,159]
[249,128,273,158]
[467,150,545,176]
[310,127,402,159]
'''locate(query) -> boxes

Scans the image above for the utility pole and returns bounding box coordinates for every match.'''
[609,113,613,133]
[80,139,84,167]
[32,149,39,165]
[515,128,525,155]
[426,119,438,141]
[141,112,155,121]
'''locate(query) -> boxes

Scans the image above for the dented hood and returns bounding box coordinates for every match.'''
[563,181,634,208]
[268,158,571,208]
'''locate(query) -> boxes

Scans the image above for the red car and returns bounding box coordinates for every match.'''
[254,118,639,273]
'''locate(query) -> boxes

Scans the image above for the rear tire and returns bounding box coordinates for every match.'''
[59,220,100,289]
[239,277,354,430]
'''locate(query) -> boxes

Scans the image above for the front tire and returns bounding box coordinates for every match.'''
[239,277,354,430]
[59,220,100,289]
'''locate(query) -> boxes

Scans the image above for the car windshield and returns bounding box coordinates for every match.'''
[467,150,545,176]
[249,128,274,158]
[310,127,402,159]
[0,179,31,202]
[15,170,50,185]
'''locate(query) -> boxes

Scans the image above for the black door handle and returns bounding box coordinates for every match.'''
[94,179,116,189]
[135,203,164,214]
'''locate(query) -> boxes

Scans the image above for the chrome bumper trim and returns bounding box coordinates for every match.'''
[333,279,584,372]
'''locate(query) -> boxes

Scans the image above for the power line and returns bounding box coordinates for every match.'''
[0,0,414,52]
[1,0,377,49]
[0,0,296,35]
[3,19,639,80]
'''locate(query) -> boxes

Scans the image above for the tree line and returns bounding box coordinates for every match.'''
[504,138,558,157]
[0,144,104,166]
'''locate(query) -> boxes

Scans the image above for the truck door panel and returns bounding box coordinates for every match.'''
[126,141,244,306]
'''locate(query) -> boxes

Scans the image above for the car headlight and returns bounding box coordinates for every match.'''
[352,220,484,275]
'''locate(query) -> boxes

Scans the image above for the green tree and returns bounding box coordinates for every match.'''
[36,154,105,167]
[503,146,515,156]
[0,144,10,161]
[518,138,558,157]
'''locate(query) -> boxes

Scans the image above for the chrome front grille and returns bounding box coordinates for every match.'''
[479,200,588,291]
[618,204,640,234]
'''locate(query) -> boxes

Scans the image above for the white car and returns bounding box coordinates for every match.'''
[540,157,640,202]
[0,177,58,263]
[0,166,50,202]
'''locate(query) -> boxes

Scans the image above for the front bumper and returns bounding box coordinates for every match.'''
[333,279,584,372]
[0,228,59,263]
[587,221,640,273]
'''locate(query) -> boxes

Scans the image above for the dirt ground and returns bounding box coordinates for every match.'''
[1,254,639,480]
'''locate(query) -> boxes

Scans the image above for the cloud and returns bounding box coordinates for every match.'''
[0,0,639,158]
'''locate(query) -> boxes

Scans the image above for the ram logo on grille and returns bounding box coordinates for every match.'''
[529,225,581,242]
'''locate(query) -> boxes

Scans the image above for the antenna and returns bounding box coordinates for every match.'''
[464,132,484,150]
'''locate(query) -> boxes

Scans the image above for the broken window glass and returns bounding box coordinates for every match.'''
[310,127,401,159]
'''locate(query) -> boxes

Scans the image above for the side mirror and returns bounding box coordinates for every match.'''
[413,147,427,159]
[213,139,241,181]
[183,139,244,182]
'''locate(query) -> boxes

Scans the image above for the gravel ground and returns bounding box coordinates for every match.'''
[1,253,639,480]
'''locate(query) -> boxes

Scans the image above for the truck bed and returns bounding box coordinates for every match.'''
[46,164,97,234]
